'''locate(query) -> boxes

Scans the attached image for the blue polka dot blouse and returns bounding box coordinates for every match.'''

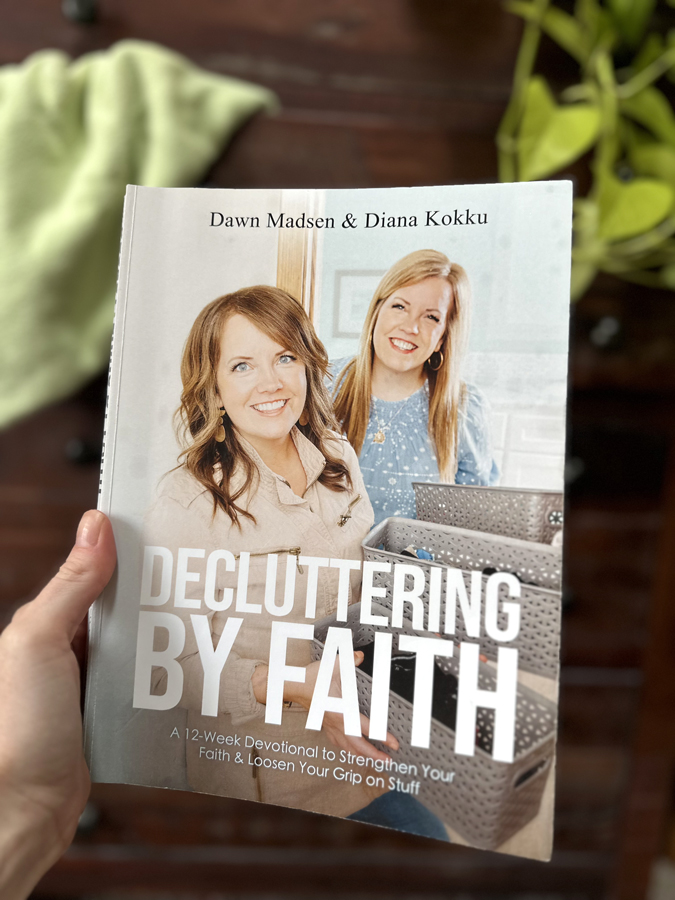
[331,358,499,526]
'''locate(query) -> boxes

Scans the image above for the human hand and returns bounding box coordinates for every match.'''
[0,510,116,900]
[288,652,399,763]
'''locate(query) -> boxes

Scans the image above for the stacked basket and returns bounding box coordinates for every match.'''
[311,601,557,851]
[315,484,564,850]
[412,482,564,544]
[364,493,563,679]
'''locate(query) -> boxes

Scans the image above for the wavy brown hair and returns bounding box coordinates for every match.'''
[176,286,351,526]
[332,250,471,481]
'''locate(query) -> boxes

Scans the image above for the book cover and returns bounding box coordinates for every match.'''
[85,182,572,860]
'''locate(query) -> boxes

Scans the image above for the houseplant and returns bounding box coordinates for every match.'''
[499,0,675,298]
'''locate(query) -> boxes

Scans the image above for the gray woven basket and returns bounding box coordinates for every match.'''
[311,603,556,851]
[413,483,564,544]
[362,517,562,679]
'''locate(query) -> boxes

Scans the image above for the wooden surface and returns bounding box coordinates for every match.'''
[1,2,674,898]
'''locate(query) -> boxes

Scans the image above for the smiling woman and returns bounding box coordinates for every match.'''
[143,285,401,820]
[332,250,499,525]
[215,314,309,496]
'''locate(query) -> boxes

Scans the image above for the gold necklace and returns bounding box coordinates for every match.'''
[372,397,408,444]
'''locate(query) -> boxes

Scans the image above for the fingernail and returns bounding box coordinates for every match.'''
[76,510,104,548]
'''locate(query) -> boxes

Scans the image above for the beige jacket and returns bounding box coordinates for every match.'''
[144,428,378,816]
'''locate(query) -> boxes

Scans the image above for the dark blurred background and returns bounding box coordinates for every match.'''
[1,2,674,899]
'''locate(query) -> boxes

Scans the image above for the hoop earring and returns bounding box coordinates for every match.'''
[215,409,226,443]
[427,350,444,372]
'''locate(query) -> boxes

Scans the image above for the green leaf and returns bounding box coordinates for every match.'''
[621,116,652,151]
[504,0,539,20]
[541,7,592,63]
[606,0,656,47]
[632,32,665,73]
[660,262,675,287]
[504,0,594,61]
[666,29,675,82]
[598,171,673,240]
[573,197,600,238]
[630,142,675,200]
[620,86,675,145]
[570,260,598,299]
[575,0,618,49]
[576,0,603,34]
[518,77,601,180]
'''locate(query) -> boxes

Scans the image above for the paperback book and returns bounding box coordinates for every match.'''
[85,182,572,860]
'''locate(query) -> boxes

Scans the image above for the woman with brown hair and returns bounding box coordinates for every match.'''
[332,249,498,525]
[144,285,448,839]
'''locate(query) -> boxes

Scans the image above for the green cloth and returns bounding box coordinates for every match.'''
[0,40,276,428]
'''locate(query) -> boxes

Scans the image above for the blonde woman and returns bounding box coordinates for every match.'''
[145,285,448,840]
[332,250,498,525]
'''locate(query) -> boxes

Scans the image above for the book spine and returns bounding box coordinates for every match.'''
[83,185,138,764]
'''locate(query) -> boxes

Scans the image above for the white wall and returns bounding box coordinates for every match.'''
[316,183,570,490]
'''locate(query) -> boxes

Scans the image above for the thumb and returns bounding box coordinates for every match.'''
[28,511,117,641]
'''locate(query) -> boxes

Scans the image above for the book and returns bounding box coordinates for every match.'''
[85,182,572,860]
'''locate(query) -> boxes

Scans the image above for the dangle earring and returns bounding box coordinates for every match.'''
[215,409,226,443]
[427,350,444,371]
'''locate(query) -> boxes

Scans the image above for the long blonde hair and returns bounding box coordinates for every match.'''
[176,286,351,526]
[332,250,471,480]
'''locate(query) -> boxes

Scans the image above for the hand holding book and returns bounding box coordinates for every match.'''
[0,511,116,900]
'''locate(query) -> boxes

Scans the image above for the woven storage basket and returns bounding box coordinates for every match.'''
[362,517,562,679]
[311,602,556,851]
[413,482,564,544]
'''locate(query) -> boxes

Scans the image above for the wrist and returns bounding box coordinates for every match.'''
[251,664,314,708]
[282,671,314,708]
[0,786,65,900]
[251,665,269,705]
